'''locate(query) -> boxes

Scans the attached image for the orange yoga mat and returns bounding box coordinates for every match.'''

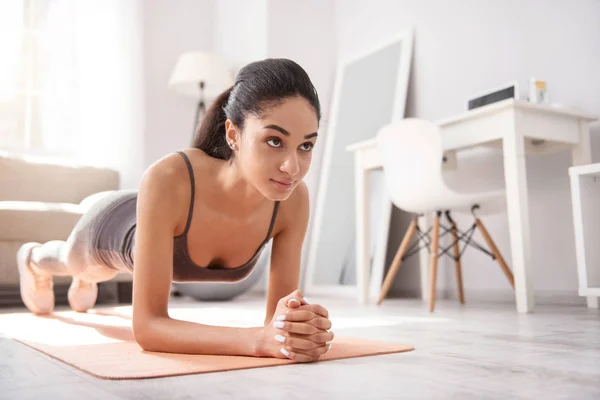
[0,307,414,380]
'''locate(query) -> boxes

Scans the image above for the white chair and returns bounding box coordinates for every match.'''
[375,118,515,312]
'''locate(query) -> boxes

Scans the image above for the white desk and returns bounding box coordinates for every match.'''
[347,99,598,313]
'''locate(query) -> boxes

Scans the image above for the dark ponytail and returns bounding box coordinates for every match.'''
[192,87,234,160]
[191,58,321,160]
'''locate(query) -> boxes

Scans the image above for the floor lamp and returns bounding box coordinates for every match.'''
[168,52,234,140]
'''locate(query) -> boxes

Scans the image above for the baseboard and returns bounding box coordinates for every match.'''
[442,288,588,307]
[0,282,120,308]
[381,288,588,307]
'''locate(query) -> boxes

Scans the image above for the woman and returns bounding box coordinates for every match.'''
[17,58,334,363]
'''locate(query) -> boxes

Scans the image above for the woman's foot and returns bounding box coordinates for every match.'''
[17,242,55,314]
[68,277,98,313]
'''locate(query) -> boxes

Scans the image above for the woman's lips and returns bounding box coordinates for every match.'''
[271,179,295,190]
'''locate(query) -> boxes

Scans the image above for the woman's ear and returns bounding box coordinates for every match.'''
[225,120,239,150]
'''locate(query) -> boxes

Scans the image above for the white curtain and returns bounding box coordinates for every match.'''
[42,0,145,189]
[0,2,24,102]
[40,0,77,155]
[0,1,26,148]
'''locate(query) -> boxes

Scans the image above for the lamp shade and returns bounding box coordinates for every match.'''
[168,52,234,99]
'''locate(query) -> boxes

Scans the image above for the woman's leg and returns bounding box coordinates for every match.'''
[18,191,128,314]
[21,238,120,314]
[28,240,118,281]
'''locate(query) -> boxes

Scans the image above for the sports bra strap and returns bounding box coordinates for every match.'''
[266,201,280,240]
[176,151,195,235]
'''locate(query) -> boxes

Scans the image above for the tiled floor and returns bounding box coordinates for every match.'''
[1,294,599,400]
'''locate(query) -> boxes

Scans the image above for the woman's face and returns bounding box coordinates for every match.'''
[226,96,319,201]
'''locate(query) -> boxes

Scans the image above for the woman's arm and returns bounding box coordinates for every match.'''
[263,181,311,325]
[258,182,334,362]
[131,154,261,356]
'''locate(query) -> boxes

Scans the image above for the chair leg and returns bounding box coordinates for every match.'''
[474,218,515,289]
[377,218,418,305]
[450,221,465,304]
[429,212,442,312]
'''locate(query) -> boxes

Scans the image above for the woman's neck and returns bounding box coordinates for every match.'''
[212,158,269,219]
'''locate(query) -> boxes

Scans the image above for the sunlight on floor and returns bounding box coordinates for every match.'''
[109,304,452,329]
[0,299,452,347]
[0,312,130,346]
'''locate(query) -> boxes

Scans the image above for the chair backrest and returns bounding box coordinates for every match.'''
[375,118,447,213]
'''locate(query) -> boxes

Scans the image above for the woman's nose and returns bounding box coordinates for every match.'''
[279,153,300,176]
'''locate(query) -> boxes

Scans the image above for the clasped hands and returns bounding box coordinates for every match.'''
[258,289,333,362]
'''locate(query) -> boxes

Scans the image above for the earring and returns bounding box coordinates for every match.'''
[228,141,236,149]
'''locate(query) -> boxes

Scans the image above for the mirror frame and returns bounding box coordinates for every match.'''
[303,28,414,298]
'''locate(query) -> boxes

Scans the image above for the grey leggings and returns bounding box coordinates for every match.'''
[29,190,136,283]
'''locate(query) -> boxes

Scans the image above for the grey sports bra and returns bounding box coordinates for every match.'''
[171,151,280,282]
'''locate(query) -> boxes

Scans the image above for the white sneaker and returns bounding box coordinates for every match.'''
[17,242,54,315]
[68,277,98,313]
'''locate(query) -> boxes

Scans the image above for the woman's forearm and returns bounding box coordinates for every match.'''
[134,316,262,356]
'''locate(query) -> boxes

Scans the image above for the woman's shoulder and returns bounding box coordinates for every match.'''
[141,151,187,188]
[137,149,213,234]
[138,149,212,206]
[141,149,212,186]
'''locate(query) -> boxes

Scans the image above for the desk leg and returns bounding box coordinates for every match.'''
[355,152,370,304]
[418,214,432,301]
[503,131,535,313]
[571,121,599,309]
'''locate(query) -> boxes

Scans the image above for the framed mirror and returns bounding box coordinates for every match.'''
[304,29,414,297]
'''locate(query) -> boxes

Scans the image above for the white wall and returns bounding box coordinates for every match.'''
[143,0,215,172]
[333,0,600,303]
[214,0,268,69]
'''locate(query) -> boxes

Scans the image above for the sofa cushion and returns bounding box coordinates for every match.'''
[0,150,120,203]
[0,201,83,242]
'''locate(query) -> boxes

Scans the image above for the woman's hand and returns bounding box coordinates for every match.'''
[256,289,334,362]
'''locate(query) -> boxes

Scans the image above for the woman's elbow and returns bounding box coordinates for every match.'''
[132,318,160,351]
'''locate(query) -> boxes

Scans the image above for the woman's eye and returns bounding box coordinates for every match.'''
[267,138,282,148]
[300,142,314,152]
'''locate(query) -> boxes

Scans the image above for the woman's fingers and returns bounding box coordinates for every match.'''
[297,304,328,318]
[276,331,335,350]
[280,289,302,305]
[273,320,325,335]
[279,343,331,362]
[277,304,330,322]
[277,311,332,330]
[308,330,335,343]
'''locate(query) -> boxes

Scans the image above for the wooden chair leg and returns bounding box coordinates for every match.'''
[475,218,515,289]
[451,222,465,304]
[377,218,418,305]
[429,213,441,312]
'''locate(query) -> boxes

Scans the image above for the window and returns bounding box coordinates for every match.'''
[0,0,46,151]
